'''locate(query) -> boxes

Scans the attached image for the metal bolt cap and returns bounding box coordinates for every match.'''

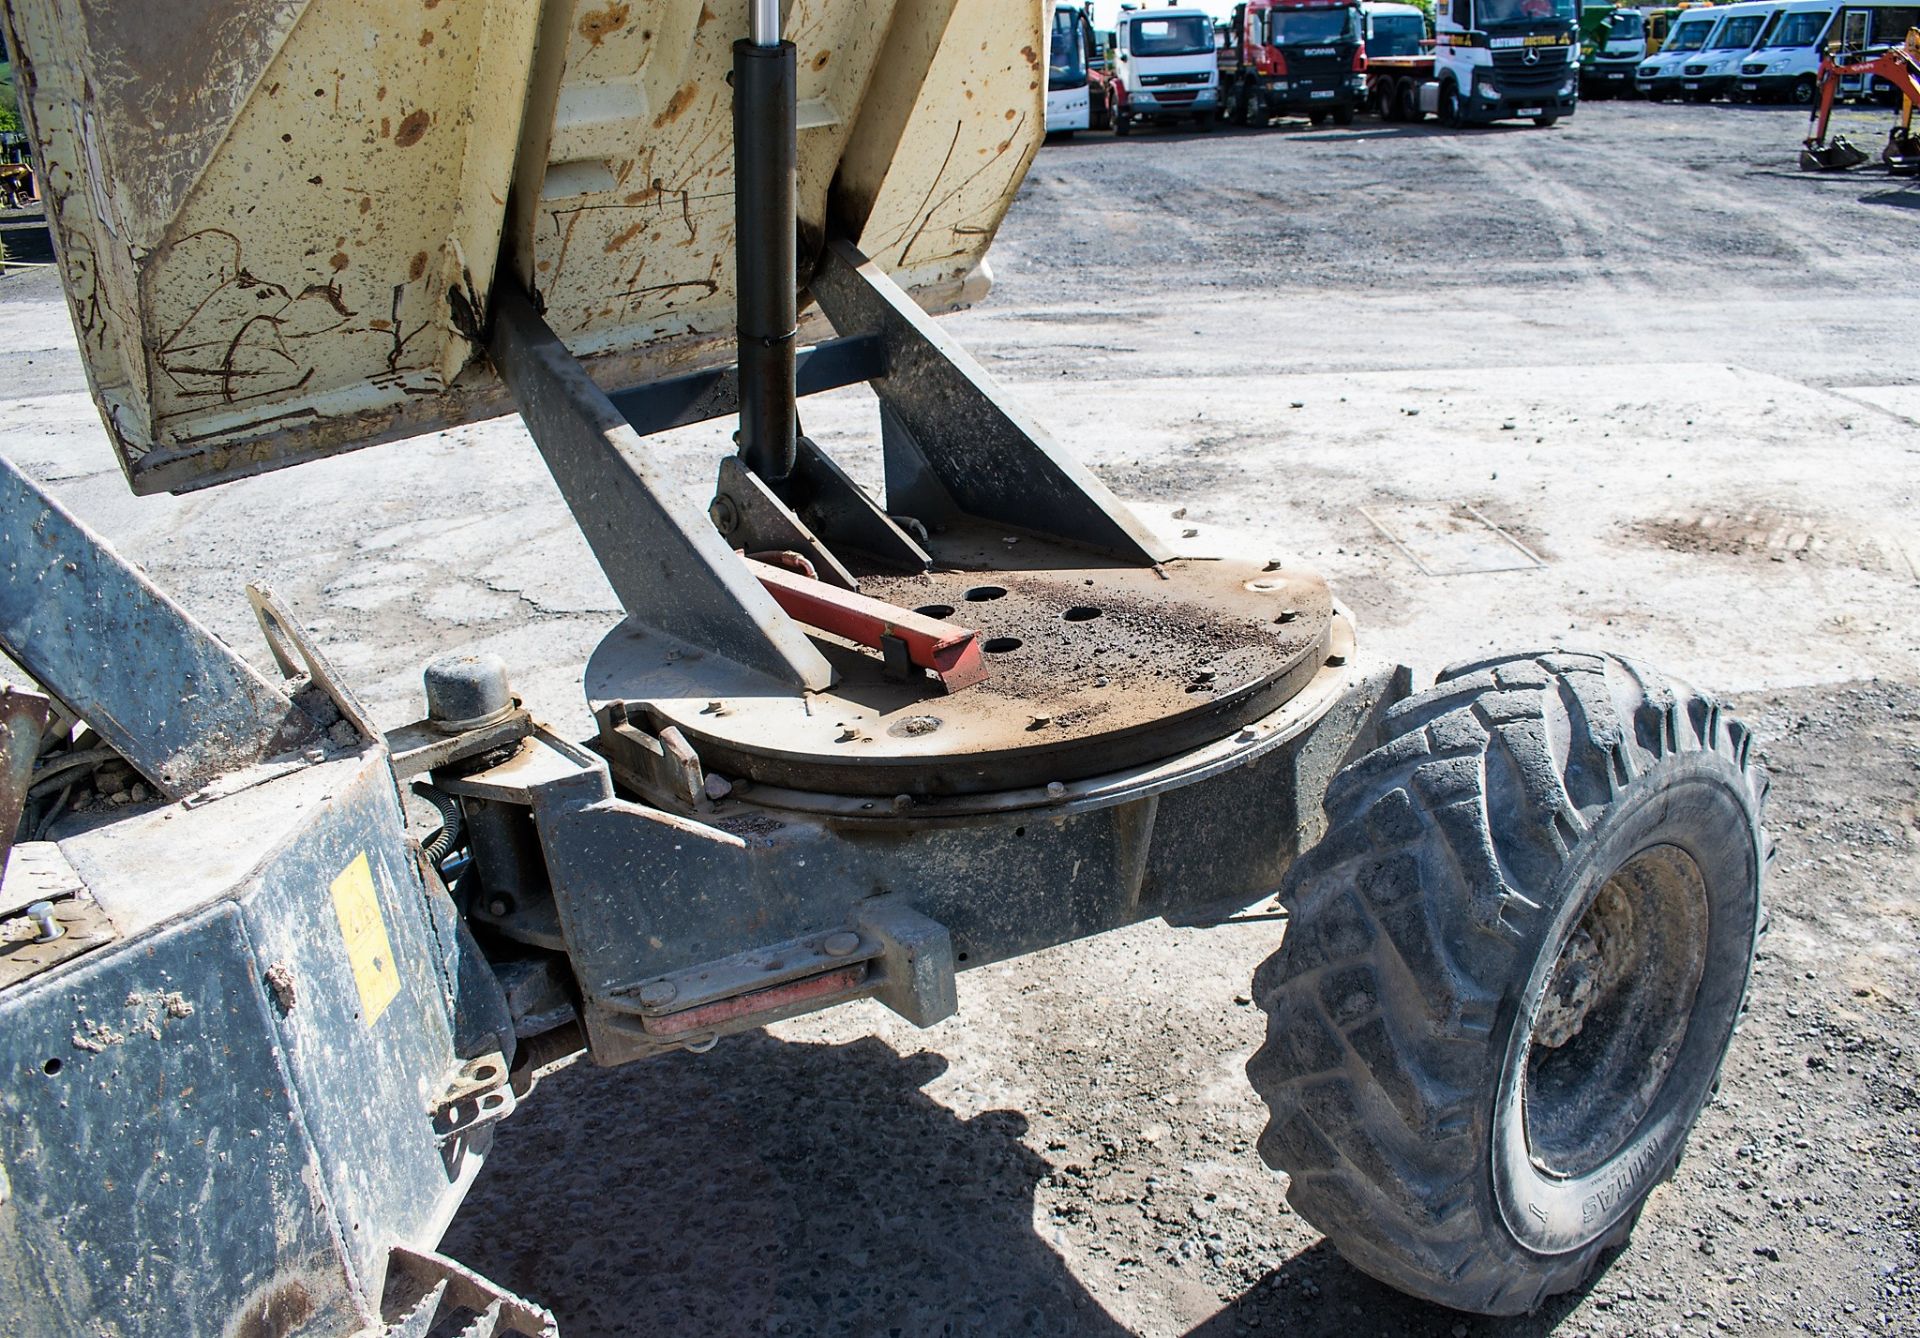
[424,652,513,730]
[25,901,63,943]
[822,931,861,958]
[638,980,678,1008]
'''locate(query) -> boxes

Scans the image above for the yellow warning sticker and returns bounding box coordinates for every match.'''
[330,853,400,1026]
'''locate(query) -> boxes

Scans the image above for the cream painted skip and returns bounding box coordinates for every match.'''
[0,0,1045,494]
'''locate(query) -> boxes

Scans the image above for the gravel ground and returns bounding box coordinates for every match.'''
[4,97,1919,1336]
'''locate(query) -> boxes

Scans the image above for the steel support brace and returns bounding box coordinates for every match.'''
[809,239,1173,564]
[605,333,885,436]
[487,285,834,691]
[0,456,316,799]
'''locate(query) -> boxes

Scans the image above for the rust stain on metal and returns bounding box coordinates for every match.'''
[231,1278,316,1338]
[578,3,632,47]
[643,964,868,1037]
[392,109,432,148]
[605,221,647,252]
[652,83,700,129]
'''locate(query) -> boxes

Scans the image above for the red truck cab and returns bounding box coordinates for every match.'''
[1221,0,1371,126]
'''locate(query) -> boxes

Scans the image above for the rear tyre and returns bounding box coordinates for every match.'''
[1400,78,1425,123]
[1334,104,1355,127]
[1248,651,1766,1315]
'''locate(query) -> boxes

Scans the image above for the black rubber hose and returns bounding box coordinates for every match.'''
[414,782,464,866]
[27,746,118,800]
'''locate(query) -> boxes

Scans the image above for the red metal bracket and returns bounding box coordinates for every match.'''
[744,557,989,693]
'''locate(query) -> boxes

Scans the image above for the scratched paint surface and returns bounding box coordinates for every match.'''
[0,0,1044,494]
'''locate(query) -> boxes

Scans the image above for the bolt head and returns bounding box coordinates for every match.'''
[822,931,861,958]
[638,980,678,1008]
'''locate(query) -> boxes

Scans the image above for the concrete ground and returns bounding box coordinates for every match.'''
[3,97,1918,1336]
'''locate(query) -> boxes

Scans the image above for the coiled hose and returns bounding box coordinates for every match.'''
[413,782,464,867]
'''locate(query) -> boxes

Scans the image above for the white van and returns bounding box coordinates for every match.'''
[1637,7,1723,99]
[1677,0,1785,100]
[1736,1,1840,103]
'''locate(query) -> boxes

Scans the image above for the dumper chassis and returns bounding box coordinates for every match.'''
[0,2,1764,1332]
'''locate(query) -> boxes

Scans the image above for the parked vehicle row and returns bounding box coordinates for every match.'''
[1040,0,1920,137]
[1636,0,1920,104]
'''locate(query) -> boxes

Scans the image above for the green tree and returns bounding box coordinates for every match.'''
[0,60,21,136]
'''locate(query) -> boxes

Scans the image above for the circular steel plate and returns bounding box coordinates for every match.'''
[587,538,1333,797]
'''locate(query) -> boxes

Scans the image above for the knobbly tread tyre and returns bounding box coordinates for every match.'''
[1247,650,1768,1315]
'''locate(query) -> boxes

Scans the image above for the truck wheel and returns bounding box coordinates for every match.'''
[1399,78,1425,123]
[1333,105,1355,127]
[1791,75,1818,106]
[1310,111,1330,126]
[1194,112,1214,132]
[1534,114,1559,127]
[1376,80,1401,121]
[1248,651,1765,1315]
[1114,111,1131,137]
[1440,82,1466,128]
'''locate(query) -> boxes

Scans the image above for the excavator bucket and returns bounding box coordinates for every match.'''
[1882,126,1920,172]
[1800,135,1871,170]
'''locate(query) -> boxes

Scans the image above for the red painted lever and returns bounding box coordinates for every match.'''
[744,557,988,693]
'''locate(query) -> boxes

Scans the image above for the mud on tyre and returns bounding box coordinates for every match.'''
[1248,651,1768,1314]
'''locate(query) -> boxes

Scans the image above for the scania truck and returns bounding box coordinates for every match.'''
[1220,0,1372,127]
[1109,4,1222,134]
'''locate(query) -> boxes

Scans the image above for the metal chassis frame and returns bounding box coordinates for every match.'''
[0,229,1405,1330]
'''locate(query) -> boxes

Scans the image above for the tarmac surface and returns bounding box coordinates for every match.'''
[3,97,1919,1336]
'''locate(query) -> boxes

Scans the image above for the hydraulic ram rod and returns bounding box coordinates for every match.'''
[734,0,798,482]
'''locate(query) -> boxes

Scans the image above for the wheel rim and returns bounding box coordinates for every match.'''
[1524,844,1708,1178]
[1490,763,1760,1255]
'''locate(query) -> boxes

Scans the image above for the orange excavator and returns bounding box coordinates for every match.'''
[1800,25,1920,171]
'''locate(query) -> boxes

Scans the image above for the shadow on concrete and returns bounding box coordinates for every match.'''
[1184,1236,1611,1337]
[442,1031,1132,1337]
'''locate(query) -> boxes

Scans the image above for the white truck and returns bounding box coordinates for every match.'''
[1108,3,1222,134]
[1423,0,1582,127]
